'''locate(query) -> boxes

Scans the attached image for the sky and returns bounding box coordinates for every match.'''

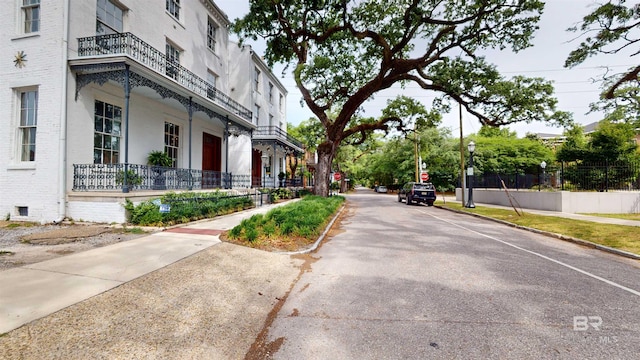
[215,0,636,138]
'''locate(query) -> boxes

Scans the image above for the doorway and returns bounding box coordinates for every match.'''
[202,133,221,188]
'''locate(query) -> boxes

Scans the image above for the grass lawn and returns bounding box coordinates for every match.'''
[437,202,640,256]
[579,213,640,221]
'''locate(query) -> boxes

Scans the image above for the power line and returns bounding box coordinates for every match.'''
[275,64,637,81]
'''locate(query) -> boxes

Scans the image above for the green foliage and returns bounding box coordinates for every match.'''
[565,1,640,100]
[269,188,294,202]
[287,119,325,153]
[234,0,568,196]
[297,188,313,197]
[127,201,163,226]
[478,126,517,138]
[382,96,442,135]
[115,170,142,186]
[472,130,554,174]
[363,127,459,191]
[124,192,254,226]
[557,121,639,163]
[123,227,146,234]
[147,150,173,167]
[4,222,37,229]
[588,120,638,162]
[228,196,345,242]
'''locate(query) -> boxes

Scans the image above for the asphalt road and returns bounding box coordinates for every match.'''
[264,189,640,359]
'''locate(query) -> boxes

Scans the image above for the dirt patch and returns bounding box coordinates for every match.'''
[220,232,317,252]
[21,226,113,245]
[0,221,154,270]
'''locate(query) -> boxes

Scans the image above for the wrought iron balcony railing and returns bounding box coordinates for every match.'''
[77,32,252,122]
[254,126,304,150]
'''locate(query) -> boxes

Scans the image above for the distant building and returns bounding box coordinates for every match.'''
[536,121,640,148]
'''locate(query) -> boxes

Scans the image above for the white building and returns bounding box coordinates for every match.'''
[0,0,303,224]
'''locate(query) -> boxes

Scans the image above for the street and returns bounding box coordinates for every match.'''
[262,189,640,359]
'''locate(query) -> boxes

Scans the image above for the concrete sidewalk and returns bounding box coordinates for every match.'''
[0,202,291,334]
[441,195,640,227]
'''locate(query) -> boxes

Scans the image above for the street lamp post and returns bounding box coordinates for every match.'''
[261,153,269,188]
[539,160,546,191]
[466,141,476,208]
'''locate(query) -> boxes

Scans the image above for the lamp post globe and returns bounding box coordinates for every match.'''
[539,160,547,191]
[465,141,476,208]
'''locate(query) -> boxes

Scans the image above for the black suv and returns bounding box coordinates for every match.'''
[398,182,436,206]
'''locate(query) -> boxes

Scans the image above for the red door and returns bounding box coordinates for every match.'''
[202,133,221,188]
[252,149,262,187]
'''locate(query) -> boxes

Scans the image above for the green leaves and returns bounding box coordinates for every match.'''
[557,120,639,163]
[565,1,640,101]
[428,57,572,127]
[381,95,442,134]
[234,0,565,195]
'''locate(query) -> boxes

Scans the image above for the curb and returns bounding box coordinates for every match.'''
[276,203,346,256]
[435,205,640,261]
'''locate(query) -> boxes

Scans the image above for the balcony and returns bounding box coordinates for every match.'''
[76,32,252,122]
[253,126,304,153]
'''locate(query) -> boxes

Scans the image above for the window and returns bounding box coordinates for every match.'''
[279,94,284,112]
[94,100,122,164]
[269,114,274,127]
[164,122,179,167]
[22,0,40,33]
[254,104,260,124]
[254,67,261,92]
[17,206,29,217]
[96,0,123,35]
[269,83,274,103]
[166,42,181,80]
[207,18,217,52]
[206,70,218,99]
[19,90,38,161]
[166,0,180,20]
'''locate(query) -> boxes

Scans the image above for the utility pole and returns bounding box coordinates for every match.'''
[459,103,465,205]
[414,126,419,182]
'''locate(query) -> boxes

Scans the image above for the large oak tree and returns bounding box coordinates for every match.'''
[234,0,570,196]
[566,0,640,100]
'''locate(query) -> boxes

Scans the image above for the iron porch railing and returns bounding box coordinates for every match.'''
[72,163,252,191]
[77,32,252,122]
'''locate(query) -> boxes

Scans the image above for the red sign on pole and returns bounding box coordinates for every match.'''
[333,172,342,181]
[420,172,429,182]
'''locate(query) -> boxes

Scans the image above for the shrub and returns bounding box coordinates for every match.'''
[116,170,142,186]
[245,227,259,242]
[228,195,344,243]
[125,192,254,226]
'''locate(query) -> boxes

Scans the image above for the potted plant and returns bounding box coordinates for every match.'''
[115,169,142,188]
[147,150,172,190]
[147,150,173,167]
[278,171,286,187]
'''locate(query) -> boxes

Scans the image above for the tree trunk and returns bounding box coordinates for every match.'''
[314,142,336,197]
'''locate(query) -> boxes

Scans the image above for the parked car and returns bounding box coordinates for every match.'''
[398,182,436,206]
[377,185,388,193]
